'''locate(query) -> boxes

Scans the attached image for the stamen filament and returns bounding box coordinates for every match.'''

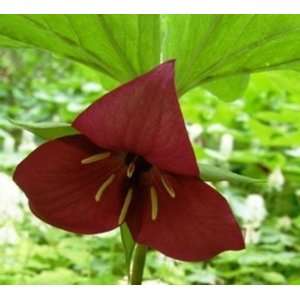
[118,188,133,225]
[81,152,111,164]
[95,174,115,202]
[160,175,176,198]
[150,186,158,221]
[126,162,136,178]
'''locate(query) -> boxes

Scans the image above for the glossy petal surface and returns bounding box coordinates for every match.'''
[13,135,125,234]
[127,173,245,261]
[73,61,198,177]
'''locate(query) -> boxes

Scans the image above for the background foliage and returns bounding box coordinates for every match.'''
[1,48,300,284]
[1,15,300,285]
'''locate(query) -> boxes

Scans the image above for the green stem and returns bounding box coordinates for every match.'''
[130,244,148,285]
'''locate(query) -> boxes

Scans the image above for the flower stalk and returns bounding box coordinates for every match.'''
[130,244,148,285]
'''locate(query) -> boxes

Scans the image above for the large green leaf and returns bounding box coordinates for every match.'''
[0,15,160,83]
[2,15,300,101]
[10,119,78,140]
[163,15,300,99]
[203,74,249,102]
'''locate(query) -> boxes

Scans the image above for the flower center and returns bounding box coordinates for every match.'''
[81,151,175,225]
[125,153,152,182]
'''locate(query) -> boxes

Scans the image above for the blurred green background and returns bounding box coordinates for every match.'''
[1,48,300,285]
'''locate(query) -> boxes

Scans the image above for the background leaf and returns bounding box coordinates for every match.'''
[10,120,78,140]
[203,75,249,102]
[199,164,264,185]
[2,16,300,285]
[0,15,160,83]
[3,15,300,101]
[163,15,300,98]
[2,44,300,284]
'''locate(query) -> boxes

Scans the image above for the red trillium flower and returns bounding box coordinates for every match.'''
[14,61,244,261]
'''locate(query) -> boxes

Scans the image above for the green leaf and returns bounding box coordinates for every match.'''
[257,110,300,124]
[120,223,135,279]
[163,15,300,98]
[199,163,264,185]
[260,272,286,284]
[0,15,160,83]
[3,15,300,99]
[203,74,249,102]
[270,131,300,147]
[10,119,78,140]
[249,119,274,145]
[28,268,83,285]
[0,34,27,48]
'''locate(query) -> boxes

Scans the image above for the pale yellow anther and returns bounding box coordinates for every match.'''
[150,186,158,221]
[126,162,136,178]
[81,152,111,164]
[160,175,176,198]
[95,174,115,202]
[118,188,133,225]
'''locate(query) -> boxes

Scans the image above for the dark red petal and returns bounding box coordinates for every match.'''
[127,173,245,261]
[13,135,126,234]
[73,61,198,177]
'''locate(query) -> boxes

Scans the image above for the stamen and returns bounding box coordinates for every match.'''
[160,175,176,198]
[150,186,158,221]
[126,162,136,178]
[95,174,115,202]
[81,152,111,164]
[118,188,133,225]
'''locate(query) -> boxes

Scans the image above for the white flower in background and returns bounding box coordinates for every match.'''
[81,82,102,93]
[243,194,267,227]
[268,167,285,191]
[219,133,234,159]
[18,131,36,153]
[53,92,69,103]
[236,112,249,123]
[0,172,24,222]
[186,123,203,142]
[285,147,300,157]
[33,90,51,101]
[67,102,85,113]
[0,224,19,245]
[0,129,15,153]
[206,123,226,134]
[244,226,260,245]
[277,216,292,230]
[295,189,300,197]
[233,99,244,108]
[239,194,267,245]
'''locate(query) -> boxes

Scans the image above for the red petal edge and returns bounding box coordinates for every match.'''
[13,135,125,234]
[127,173,245,261]
[73,61,199,177]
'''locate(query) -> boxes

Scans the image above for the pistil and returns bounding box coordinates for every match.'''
[126,162,136,178]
